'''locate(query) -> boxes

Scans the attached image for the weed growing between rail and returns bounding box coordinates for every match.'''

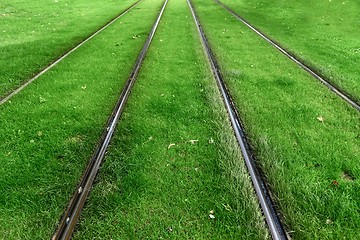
[74,0,268,238]
[0,0,164,238]
[192,0,360,239]
[219,0,360,103]
[0,0,136,98]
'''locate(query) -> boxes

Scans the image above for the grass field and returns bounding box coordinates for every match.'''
[218,0,360,103]
[192,0,359,238]
[0,0,137,98]
[1,0,359,239]
[0,0,164,238]
[73,0,268,238]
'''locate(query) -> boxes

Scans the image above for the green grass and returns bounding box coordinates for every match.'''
[73,0,268,238]
[192,0,360,239]
[1,0,358,239]
[218,0,360,103]
[0,0,165,238]
[0,0,137,98]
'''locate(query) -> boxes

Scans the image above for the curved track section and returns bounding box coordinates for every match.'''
[214,0,359,111]
[187,0,288,239]
[0,0,143,106]
[52,0,168,239]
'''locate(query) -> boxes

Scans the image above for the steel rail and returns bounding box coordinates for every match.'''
[52,0,168,239]
[0,0,143,106]
[214,0,359,112]
[187,0,287,239]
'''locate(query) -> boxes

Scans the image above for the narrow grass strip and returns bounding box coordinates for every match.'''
[0,0,142,105]
[0,0,164,238]
[192,0,359,238]
[73,0,268,238]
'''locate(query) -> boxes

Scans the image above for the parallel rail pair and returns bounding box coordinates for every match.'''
[55,0,288,239]
[53,0,168,239]
[4,0,358,239]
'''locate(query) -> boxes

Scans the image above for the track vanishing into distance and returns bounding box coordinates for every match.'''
[2,0,357,239]
[187,0,287,239]
[0,0,143,106]
[52,0,168,239]
[214,0,360,112]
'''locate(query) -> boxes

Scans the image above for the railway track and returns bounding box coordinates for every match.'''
[0,0,143,106]
[214,0,360,112]
[52,0,168,239]
[187,0,288,239]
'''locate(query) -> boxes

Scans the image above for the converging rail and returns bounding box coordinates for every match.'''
[187,0,288,239]
[0,0,143,106]
[214,0,360,111]
[52,0,168,239]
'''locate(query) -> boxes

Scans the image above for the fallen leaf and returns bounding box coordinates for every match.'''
[222,203,232,211]
[209,214,215,219]
[341,171,355,181]
[331,180,339,187]
[317,116,324,122]
[168,143,175,149]
[189,140,198,144]
[81,85,86,90]
[209,138,214,144]
[326,219,333,224]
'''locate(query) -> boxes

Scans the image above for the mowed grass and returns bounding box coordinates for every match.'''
[0,0,165,238]
[192,0,359,239]
[219,0,360,103]
[0,0,137,97]
[73,0,268,238]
